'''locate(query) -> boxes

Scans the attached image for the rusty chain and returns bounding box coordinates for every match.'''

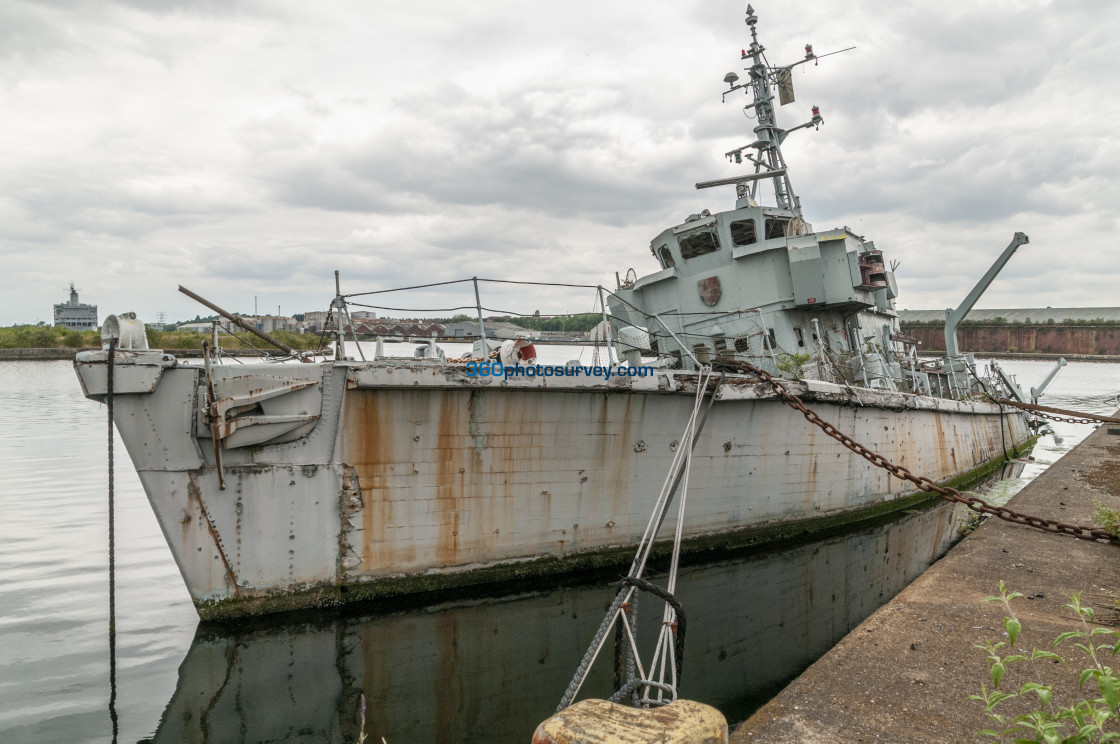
[1021,411,1103,426]
[722,361,1120,545]
[988,398,1120,426]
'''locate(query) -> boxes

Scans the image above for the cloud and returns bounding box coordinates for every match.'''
[0,0,1117,327]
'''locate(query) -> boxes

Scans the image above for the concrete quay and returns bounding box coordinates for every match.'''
[733,417,1120,743]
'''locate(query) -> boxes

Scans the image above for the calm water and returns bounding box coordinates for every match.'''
[0,357,1117,743]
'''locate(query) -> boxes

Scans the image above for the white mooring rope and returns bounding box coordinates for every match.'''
[557,365,716,710]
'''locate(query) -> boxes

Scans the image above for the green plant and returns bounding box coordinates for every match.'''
[970,581,1120,742]
[959,512,983,536]
[776,352,812,379]
[1093,502,1120,539]
[0,324,100,349]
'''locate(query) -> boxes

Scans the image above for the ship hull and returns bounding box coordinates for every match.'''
[76,352,1033,619]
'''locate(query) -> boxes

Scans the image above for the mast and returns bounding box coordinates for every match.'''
[742,5,799,212]
[705,5,833,216]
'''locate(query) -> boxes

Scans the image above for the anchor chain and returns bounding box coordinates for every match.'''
[726,361,1120,545]
[989,398,1120,426]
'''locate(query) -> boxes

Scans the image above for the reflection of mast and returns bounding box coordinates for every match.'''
[705,5,851,216]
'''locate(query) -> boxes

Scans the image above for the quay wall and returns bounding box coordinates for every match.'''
[733,413,1120,742]
[903,323,1120,356]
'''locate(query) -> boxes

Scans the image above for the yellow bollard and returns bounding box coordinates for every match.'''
[532,699,729,744]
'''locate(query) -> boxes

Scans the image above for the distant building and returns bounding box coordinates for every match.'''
[257,316,287,333]
[177,321,237,334]
[53,283,98,330]
[443,320,538,340]
[303,310,333,332]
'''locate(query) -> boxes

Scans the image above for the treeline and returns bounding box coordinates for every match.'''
[0,325,99,349]
[494,313,602,333]
[0,324,324,351]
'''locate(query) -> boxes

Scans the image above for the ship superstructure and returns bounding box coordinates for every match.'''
[609,5,954,397]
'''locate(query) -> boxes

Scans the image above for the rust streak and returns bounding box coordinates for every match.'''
[187,473,240,596]
[434,391,462,566]
[346,390,399,573]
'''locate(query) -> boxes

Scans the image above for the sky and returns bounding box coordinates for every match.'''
[1,0,1117,326]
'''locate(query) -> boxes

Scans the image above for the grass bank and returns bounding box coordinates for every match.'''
[0,325,325,351]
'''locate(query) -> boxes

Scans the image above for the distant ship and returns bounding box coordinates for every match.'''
[75,6,1033,620]
[54,282,98,331]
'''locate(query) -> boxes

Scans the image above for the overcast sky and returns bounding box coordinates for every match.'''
[2,0,1117,326]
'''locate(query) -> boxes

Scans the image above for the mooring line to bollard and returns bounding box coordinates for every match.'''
[728,360,1120,545]
[556,367,718,712]
[107,337,118,743]
[613,576,687,690]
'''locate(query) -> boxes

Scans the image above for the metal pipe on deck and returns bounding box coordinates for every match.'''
[1030,357,1067,404]
[472,277,487,343]
[179,285,296,355]
[990,359,1027,402]
[597,286,617,365]
[757,309,778,372]
[651,312,701,368]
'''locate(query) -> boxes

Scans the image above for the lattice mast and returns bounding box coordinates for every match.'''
[719,5,833,217]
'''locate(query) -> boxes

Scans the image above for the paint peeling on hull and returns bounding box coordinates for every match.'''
[194,433,1035,621]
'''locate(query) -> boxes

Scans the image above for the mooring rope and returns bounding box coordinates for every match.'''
[106,338,118,742]
[556,366,716,711]
[617,576,687,685]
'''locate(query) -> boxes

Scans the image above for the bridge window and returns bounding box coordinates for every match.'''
[678,227,721,259]
[658,245,676,268]
[765,217,789,240]
[730,219,757,246]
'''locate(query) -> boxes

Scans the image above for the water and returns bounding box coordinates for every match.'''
[969,358,1120,504]
[0,357,1117,743]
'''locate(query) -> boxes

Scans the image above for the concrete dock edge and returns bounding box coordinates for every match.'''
[733,416,1120,743]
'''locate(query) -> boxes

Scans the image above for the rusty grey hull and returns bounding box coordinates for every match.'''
[195,439,1034,621]
[74,353,1034,620]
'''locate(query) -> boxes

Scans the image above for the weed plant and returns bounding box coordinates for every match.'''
[776,352,813,379]
[1092,503,1120,540]
[971,581,1120,742]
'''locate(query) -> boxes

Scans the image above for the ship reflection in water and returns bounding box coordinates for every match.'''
[147,473,1020,744]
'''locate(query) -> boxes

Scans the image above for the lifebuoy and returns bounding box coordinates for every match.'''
[499,338,538,365]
